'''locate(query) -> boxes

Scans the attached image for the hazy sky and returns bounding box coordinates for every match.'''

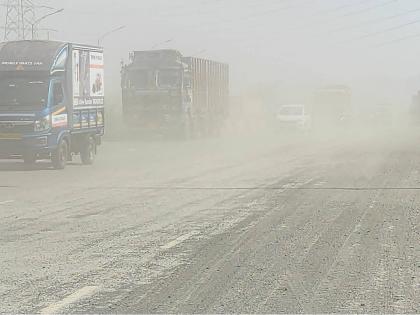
[5,0,420,106]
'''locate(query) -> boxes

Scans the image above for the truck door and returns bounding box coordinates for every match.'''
[50,80,68,129]
[52,82,64,106]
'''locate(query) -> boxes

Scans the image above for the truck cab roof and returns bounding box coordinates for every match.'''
[128,49,183,68]
[0,40,68,72]
[0,40,102,73]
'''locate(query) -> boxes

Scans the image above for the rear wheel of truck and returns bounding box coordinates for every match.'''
[52,139,68,170]
[80,137,96,165]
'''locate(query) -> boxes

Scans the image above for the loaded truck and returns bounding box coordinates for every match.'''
[121,49,229,137]
[0,40,105,169]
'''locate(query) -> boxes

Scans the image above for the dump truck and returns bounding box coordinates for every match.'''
[121,49,229,137]
[0,40,105,169]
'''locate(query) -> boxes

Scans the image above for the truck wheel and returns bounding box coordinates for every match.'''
[80,137,96,165]
[52,139,68,170]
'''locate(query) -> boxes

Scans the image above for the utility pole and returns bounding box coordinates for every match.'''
[97,25,126,46]
[30,8,63,39]
[4,0,36,40]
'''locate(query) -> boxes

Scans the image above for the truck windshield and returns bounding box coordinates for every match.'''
[130,70,149,89]
[0,74,49,108]
[158,69,180,88]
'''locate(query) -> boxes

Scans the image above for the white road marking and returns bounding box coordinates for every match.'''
[40,286,100,314]
[161,231,198,250]
[0,200,14,205]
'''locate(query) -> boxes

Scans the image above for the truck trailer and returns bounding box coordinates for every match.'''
[0,40,105,169]
[121,49,229,137]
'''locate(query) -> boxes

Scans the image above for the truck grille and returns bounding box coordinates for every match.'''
[0,121,34,134]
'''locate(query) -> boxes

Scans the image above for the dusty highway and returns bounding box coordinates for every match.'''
[0,129,419,314]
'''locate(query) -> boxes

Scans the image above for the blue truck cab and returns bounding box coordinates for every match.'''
[0,40,105,169]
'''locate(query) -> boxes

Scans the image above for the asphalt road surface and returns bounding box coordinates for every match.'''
[0,129,419,314]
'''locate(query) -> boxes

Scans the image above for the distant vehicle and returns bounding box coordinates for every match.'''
[121,49,229,138]
[312,85,352,127]
[275,104,310,130]
[0,40,105,169]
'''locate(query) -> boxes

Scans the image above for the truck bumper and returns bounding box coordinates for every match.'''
[124,112,186,130]
[0,135,57,158]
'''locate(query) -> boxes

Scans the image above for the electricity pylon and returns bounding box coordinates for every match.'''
[3,0,36,40]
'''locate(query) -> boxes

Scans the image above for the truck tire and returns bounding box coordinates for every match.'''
[52,139,68,170]
[80,137,96,165]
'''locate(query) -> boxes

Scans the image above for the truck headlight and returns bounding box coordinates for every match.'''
[34,114,51,132]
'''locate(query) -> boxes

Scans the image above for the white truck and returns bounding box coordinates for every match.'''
[276,104,310,130]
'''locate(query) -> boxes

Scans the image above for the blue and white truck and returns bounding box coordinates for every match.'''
[0,40,105,169]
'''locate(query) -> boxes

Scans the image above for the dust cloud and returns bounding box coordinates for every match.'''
[1,1,419,314]
[33,0,420,146]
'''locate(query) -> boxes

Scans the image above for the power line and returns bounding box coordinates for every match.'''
[336,17,420,46]
[173,0,311,34]
[288,0,397,32]
[243,0,311,21]
[339,0,398,18]
[317,0,375,15]
[0,2,54,9]
[330,7,420,33]
[358,18,420,39]
[376,32,420,47]
[288,0,411,50]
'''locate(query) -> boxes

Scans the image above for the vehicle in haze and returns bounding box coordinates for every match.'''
[275,104,310,130]
[0,40,105,169]
[121,49,229,138]
[312,85,352,128]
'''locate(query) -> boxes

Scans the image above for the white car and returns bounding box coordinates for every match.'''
[276,104,310,129]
